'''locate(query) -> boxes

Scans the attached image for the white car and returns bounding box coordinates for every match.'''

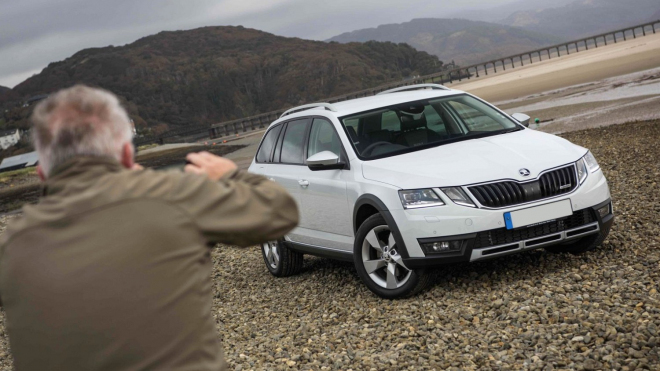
[249,84,613,298]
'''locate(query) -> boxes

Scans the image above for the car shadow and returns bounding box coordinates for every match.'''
[295,244,605,299]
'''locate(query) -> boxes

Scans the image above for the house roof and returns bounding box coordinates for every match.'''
[0,128,19,137]
[0,151,39,171]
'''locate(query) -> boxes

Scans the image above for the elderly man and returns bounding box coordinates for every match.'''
[0,85,298,370]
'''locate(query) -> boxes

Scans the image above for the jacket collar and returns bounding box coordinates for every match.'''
[43,156,125,196]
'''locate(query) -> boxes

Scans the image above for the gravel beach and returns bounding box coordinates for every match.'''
[1,120,659,370]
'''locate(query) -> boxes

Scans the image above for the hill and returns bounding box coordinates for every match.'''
[500,0,660,39]
[449,0,576,23]
[0,86,10,95]
[327,18,563,66]
[3,26,442,135]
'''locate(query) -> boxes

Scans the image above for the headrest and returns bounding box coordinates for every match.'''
[400,114,427,131]
[361,114,382,134]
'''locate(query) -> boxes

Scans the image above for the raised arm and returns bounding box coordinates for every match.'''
[172,152,299,247]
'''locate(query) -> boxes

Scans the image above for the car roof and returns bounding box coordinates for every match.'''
[272,88,464,124]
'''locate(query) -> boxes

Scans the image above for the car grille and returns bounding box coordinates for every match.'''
[472,208,596,249]
[468,165,577,208]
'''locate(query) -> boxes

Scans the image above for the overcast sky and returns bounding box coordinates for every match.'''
[0,0,517,88]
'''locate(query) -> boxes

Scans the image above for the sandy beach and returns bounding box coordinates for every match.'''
[451,31,660,103]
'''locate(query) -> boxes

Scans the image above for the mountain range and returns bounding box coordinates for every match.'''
[499,0,660,39]
[328,0,659,66]
[2,0,658,138]
[2,26,442,135]
[328,18,563,66]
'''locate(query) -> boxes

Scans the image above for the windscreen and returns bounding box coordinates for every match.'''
[341,94,521,160]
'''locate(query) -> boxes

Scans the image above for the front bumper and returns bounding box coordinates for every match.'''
[393,168,613,268]
[403,199,613,268]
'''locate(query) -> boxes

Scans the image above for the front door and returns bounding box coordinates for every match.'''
[296,118,353,251]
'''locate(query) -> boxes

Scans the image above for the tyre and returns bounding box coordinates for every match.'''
[354,214,432,299]
[262,239,304,277]
[544,222,612,255]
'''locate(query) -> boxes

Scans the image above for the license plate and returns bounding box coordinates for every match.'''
[504,200,573,230]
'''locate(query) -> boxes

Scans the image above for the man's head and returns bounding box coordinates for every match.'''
[31,85,134,179]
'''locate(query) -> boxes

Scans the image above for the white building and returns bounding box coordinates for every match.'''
[0,128,21,150]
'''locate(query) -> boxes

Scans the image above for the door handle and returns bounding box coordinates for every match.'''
[298,179,309,188]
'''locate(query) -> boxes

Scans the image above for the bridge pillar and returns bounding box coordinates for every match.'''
[493,62,497,73]
[642,26,646,36]
[624,30,627,41]
[520,56,524,67]
[501,60,505,71]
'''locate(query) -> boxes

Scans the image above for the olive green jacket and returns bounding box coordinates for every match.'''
[0,156,299,371]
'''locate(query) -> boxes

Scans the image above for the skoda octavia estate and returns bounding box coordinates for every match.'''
[248,84,613,298]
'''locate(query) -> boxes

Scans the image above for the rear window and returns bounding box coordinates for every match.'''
[256,124,282,163]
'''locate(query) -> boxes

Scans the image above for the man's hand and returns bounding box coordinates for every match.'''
[185,151,237,181]
[131,163,144,171]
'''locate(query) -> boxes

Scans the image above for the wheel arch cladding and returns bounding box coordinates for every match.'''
[353,194,411,259]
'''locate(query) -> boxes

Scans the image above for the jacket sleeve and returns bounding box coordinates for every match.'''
[168,169,299,247]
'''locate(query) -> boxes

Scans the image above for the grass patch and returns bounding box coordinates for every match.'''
[0,167,36,180]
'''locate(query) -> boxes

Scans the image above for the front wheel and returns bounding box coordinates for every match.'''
[354,214,431,299]
[262,239,304,277]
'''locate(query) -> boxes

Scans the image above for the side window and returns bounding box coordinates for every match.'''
[424,105,447,135]
[307,118,342,159]
[279,119,309,164]
[256,125,282,163]
[448,101,504,131]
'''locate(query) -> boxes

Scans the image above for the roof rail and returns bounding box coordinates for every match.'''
[280,103,337,118]
[377,84,450,95]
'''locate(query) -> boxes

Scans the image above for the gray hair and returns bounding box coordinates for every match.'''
[31,85,133,176]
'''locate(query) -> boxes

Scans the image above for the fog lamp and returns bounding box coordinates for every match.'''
[597,203,611,219]
[420,240,465,255]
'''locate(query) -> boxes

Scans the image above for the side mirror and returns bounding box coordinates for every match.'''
[306,151,344,171]
[511,113,530,127]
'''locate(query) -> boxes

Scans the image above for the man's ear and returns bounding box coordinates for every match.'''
[120,142,135,169]
[37,165,46,181]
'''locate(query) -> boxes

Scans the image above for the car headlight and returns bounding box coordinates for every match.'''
[440,187,476,207]
[576,151,600,184]
[576,158,588,184]
[399,189,445,209]
[583,151,600,172]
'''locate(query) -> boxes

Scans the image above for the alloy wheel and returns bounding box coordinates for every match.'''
[262,240,280,269]
[361,225,412,289]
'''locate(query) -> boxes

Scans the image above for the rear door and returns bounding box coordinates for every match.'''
[267,118,311,243]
